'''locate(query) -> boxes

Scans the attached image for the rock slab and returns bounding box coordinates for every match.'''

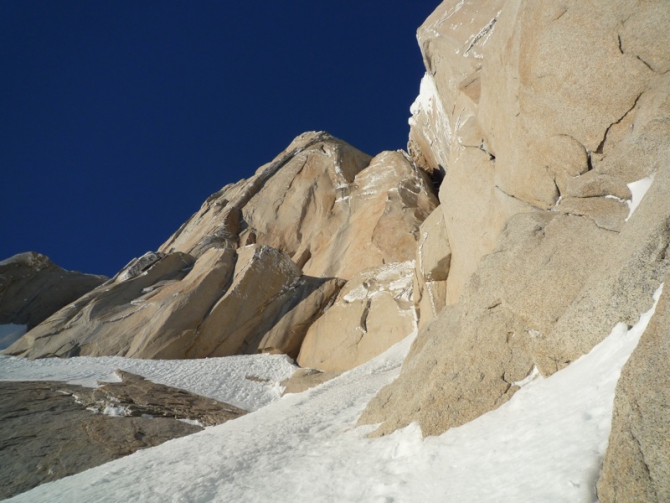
[597,280,670,503]
[0,371,245,499]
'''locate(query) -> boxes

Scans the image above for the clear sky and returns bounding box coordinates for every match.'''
[1,1,439,276]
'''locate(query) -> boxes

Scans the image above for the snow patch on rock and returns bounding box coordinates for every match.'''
[625,174,655,221]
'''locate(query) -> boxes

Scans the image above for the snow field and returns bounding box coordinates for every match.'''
[3,284,663,502]
[0,353,298,411]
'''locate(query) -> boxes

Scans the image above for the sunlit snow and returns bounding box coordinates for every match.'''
[625,174,655,221]
[2,284,663,502]
[0,353,298,411]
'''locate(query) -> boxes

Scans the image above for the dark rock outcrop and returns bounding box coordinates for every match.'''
[0,371,245,499]
[0,251,106,329]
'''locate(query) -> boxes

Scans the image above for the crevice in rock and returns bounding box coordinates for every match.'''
[629,418,659,502]
[553,7,568,21]
[464,17,497,56]
[635,55,654,73]
[479,141,496,161]
[359,298,371,334]
[553,207,621,234]
[616,31,658,73]
[595,93,642,155]
[494,185,546,211]
[586,150,594,172]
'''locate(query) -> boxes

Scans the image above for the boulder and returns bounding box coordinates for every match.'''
[0,252,106,330]
[181,244,313,359]
[597,280,670,502]
[297,261,416,372]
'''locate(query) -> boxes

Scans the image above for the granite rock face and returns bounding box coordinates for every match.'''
[0,371,244,499]
[597,280,670,503]
[160,134,436,281]
[6,133,436,368]
[413,207,450,328]
[5,245,339,360]
[297,261,416,372]
[361,0,670,439]
[0,252,106,329]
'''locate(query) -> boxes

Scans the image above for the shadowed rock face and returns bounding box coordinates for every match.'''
[4,132,436,369]
[0,251,107,329]
[0,371,245,500]
[597,279,670,503]
[360,0,670,439]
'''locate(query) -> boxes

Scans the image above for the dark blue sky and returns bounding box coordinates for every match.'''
[1,1,438,276]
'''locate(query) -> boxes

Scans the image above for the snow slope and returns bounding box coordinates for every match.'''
[4,285,662,503]
[0,353,297,411]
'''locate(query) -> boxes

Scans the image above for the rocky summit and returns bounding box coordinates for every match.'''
[2,0,669,501]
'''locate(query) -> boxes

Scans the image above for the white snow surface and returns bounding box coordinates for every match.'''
[626,173,655,221]
[0,353,298,411]
[4,284,663,502]
[0,324,27,350]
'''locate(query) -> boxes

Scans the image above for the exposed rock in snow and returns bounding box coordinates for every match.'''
[3,1,670,499]
[4,245,343,360]
[2,288,661,502]
[0,370,245,499]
